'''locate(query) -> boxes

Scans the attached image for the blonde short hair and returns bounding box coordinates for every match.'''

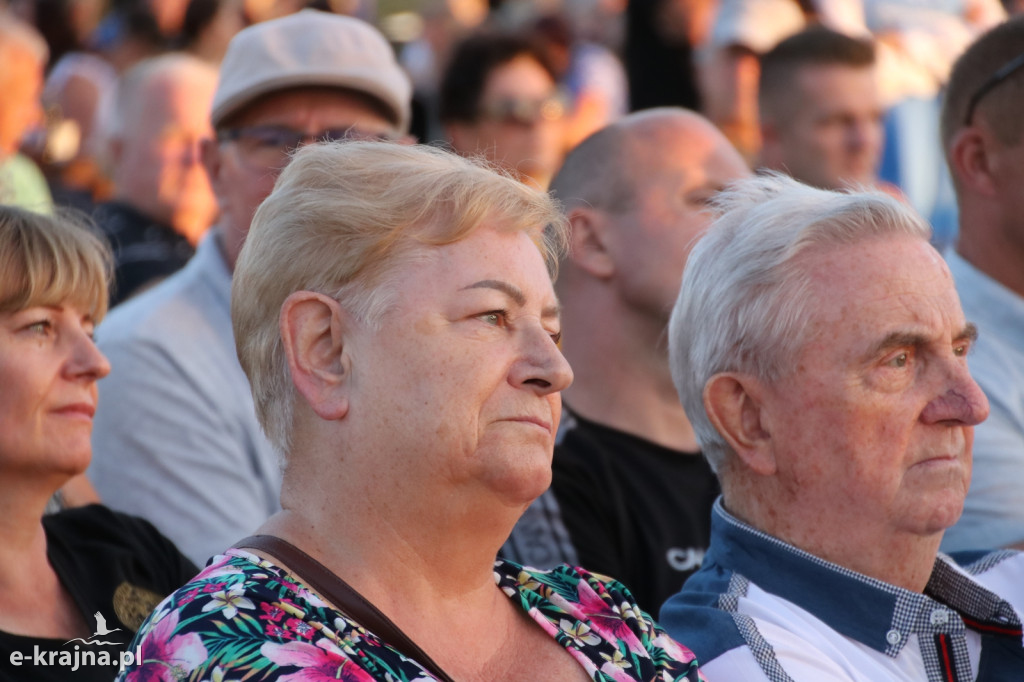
[233,141,568,453]
[0,205,112,321]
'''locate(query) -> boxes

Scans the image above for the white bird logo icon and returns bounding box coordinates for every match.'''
[92,612,121,637]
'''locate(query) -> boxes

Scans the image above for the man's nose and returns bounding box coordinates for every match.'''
[920,360,990,426]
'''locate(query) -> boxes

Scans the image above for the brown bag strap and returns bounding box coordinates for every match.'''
[235,534,457,682]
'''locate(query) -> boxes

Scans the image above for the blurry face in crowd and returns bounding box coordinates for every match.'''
[757,236,989,541]
[206,88,397,269]
[765,64,884,190]
[0,303,110,478]
[447,55,566,189]
[345,223,573,505]
[606,116,749,322]
[112,65,219,244]
[0,45,44,158]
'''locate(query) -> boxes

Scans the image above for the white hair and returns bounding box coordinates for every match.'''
[668,172,931,473]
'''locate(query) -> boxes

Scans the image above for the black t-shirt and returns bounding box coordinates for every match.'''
[0,505,199,681]
[94,201,195,307]
[551,409,720,615]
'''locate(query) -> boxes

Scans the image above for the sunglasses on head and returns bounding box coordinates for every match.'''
[963,52,1024,126]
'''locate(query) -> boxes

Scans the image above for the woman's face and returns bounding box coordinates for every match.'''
[347,223,573,506]
[0,302,110,478]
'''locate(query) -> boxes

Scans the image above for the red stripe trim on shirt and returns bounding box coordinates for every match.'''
[961,615,1024,637]
[937,633,958,682]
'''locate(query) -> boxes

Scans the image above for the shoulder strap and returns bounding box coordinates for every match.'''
[235,534,456,682]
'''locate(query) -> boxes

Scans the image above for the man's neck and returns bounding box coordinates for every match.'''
[560,313,699,451]
[725,482,941,593]
[957,215,1024,299]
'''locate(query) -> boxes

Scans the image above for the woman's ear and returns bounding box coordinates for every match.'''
[703,372,776,476]
[280,291,351,421]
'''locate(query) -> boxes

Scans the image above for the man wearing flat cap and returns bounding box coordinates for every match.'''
[91,10,413,565]
[659,172,1024,680]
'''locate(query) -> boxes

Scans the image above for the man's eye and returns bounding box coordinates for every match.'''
[953,344,968,357]
[887,352,909,368]
[549,330,562,345]
[252,132,293,148]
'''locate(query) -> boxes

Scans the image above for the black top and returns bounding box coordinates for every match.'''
[0,505,199,681]
[551,409,720,615]
[93,201,195,307]
[623,0,702,112]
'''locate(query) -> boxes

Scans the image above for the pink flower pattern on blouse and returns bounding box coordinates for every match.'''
[116,551,706,682]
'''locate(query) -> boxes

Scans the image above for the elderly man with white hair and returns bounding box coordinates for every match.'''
[659,172,1024,681]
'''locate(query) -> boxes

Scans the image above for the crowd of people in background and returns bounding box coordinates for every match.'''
[2,0,1024,679]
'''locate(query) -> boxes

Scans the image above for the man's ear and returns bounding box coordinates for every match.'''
[703,372,776,476]
[280,291,351,422]
[567,207,615,279]
[949,126,998,198]
[200,137,227,199]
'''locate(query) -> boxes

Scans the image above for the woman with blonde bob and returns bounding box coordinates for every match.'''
[118,142,706,682]
[0,206,197,680]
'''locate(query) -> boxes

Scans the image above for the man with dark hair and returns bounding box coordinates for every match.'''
[758,27,884,191]
[440,31,566,189]
[939,16,1024,553]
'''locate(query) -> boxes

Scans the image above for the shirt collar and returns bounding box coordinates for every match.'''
[709,499,1021,656]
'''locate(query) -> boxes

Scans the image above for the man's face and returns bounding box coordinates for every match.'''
[606,118,750,321]
[768,64,884,190]
[447,55,565,189]
[113,68,218,241]
[761,236,989,540]
[206,88,397,269]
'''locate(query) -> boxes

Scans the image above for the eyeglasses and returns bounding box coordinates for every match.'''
[963,52,1024,126]
[477,94,567,126]
[217,125,396,170]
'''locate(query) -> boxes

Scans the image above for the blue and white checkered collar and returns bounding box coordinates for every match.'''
[709,498,1021,657]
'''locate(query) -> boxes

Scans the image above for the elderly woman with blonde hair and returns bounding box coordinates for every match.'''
[117,141,706,681]
[0,206,197,680]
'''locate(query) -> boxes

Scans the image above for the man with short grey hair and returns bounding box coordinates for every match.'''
[95,53,218,305]
[90,9,412,564]
[659,172,1024,681]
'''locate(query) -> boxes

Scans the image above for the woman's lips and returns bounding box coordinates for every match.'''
[53,403,96,419]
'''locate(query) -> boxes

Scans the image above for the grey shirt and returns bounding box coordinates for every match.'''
[90,234,281,565]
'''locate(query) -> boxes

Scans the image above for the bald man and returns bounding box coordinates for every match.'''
[502,108,750,612]
[95,53,218,305]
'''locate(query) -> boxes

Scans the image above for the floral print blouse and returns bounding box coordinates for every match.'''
[116,549,706,681]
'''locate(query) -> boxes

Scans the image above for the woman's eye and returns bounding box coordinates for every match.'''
[479,311,505,327]
[26,320,52,335]
[549,330,562,345]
